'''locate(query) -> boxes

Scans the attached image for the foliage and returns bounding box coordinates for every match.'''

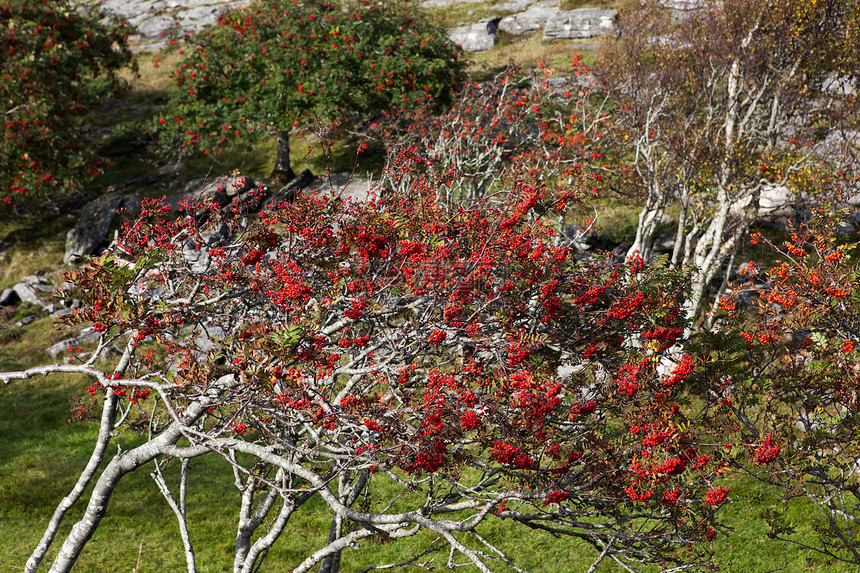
[711,204,860,566]
[0,146,735,572]
[596,0,860,322]
[155,0,466,176]
[0,0,135,211]
[376,60,608,204]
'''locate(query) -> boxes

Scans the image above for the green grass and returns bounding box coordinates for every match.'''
[433,0,498,27]
[0,218,73,291]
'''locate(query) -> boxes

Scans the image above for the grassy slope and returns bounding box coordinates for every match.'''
[0,4,855,573]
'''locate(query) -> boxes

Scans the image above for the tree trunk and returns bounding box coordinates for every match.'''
[319,514,343,573]
[271,131,295,183]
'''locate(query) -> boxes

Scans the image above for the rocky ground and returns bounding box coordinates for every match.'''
[97,0,252,50]
[95,0,630,52]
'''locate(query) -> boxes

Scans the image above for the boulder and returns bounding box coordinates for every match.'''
[193,325,226,353]
[494,0,540,12]
[309,172,377,203]
[499,1,557,35]
[653,232,676,254]
[264,171,377,208]
[448,17,502,52]
[542,8,617,40]
[176,5,225,29]
[421,0,484,7]
[758,184,797,217]
[99,0,254,49]
[47,327,102,358]
[817,130,860,174]
[134,14,177,39]
[166,175,256,212]
[823,73,857,96]
[64,193,124,265]
[657,0,705,9]
[181,237,212,274]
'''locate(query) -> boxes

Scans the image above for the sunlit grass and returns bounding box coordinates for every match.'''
[0,220,71,291]
[469,32,598,76]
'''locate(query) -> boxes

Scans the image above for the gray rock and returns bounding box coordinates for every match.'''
[653,232,676,253]
[264,170,376,207]
[48,338,75,358]
[47,330,100,358]
[134,14,178,38]
[199,225,231,247]
[176,5,223,28]
[65,193,125,265]
[823,73,857,96]
[449,17,502,52]
[422,0,484,7]
[308,173,377,203]
[499,1,557,35]
[19,273,47,284]
[12,283,45,307]
[657,0,705,9]
[76,327,103,345]
[15,315,36,327]
[758,184,797,217]
[181,237,212,273]
[96,0,253,50]
[31,283,56,293]
[262,169,316,210]
[542,8,617,40]
[818,130,860,174]
[194,325,225,353]
[220,175,258,198]
[161,175,253,216]
[494,0,540,12]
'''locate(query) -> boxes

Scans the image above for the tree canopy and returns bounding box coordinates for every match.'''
[2,139,731,572]
[158,0,466,179]
[0,0,135,211]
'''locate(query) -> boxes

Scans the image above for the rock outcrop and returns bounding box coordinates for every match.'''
[498,1,557,36]
[97,0,253,50]
[448,17,503,52]
[64,193,125,265]
[542,8,617,41]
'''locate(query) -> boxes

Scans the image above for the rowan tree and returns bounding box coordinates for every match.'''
[2,148,729,572]
[706,203,860,567]
[597,0,860,323]
[376,60,608,204]
[156,0,466,181]
[0,0,135,212]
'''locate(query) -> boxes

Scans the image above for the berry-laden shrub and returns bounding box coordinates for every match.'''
[5,157,727,571]
[0,0,135,212]
[710,205,860,566]
[156,0,466,179]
